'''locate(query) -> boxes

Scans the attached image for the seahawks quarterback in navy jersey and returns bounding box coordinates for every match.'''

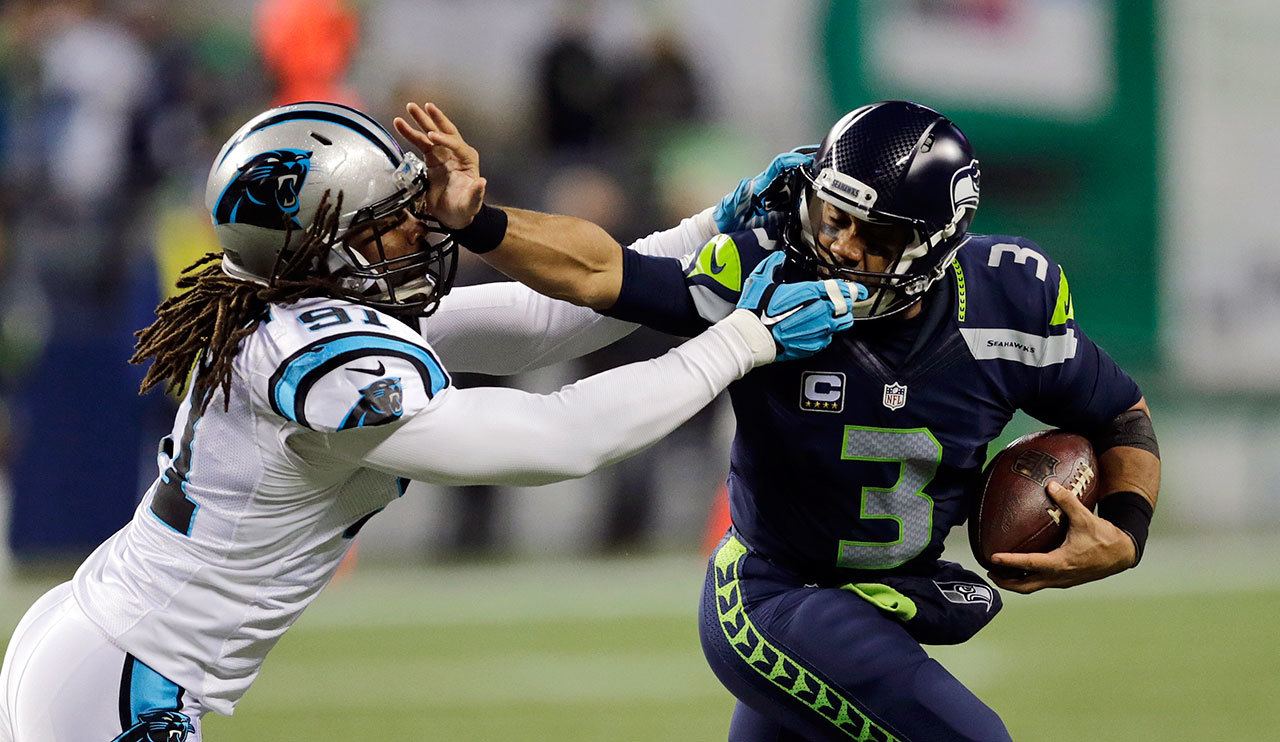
[624,219,1140,583]
[435,101,1162,741]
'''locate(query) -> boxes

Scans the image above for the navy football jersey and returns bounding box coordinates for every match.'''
[609,225,1140,580]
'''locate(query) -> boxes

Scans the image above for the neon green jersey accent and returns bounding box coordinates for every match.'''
[1051,268,1074,325]
[841,583,918,621]
[952,259,967,322]
[713,536,899,741]
[687,234,744,293]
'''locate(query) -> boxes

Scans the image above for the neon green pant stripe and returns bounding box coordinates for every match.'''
[713,537,898,742]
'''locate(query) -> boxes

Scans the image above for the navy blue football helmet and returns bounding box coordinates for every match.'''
[779,101,980,319]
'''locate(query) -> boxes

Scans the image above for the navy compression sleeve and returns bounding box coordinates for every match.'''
[601,248,708,337]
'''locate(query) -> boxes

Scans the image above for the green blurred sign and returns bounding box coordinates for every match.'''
[821,0,1158,370]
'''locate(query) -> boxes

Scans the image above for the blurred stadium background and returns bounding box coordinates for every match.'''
[0,1,1277,739]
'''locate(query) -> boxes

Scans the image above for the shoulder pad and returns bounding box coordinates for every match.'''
[248,298,451,432]
[953,235,1078,367]
[683,227,781,321]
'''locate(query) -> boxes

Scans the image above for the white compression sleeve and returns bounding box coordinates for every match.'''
[421,207,718,375]
[628,207,716,260]
[419,281,632,376]
[346,309,771,487]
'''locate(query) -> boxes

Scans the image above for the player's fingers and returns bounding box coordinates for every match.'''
[991,575,1046,594]
[1046,480,1090,518]
[424,131,478,168]
[990,550,1061,572]
[397,114,459,171]
[393,117,431,149]
[821,280,849,316]
[424,130,476,159]
[406,102,441,133]
[426,142,464,169]
[423,102,461,135]
[746,251,783,287]
[426,141,478,172]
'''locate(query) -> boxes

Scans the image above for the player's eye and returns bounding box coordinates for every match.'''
[855,221,915,260]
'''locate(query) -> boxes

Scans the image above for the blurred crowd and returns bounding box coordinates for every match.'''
[0,0,734,564]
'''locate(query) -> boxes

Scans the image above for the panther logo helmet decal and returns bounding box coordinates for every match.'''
[213,148,313,230]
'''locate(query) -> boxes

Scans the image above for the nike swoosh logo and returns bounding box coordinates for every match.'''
[348,361,386,376]
[709,249,727,275]
[760,304,803,327]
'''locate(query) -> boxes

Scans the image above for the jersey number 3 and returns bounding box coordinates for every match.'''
[837,426,941,570]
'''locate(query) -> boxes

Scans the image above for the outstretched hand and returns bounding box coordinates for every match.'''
[714,148,814,234]
[989,481,1139,594]
[393,102,486,230]
[736,251,864,362]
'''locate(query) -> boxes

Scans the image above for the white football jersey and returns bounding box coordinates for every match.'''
[72,296,450,715]
[58,208,749,719]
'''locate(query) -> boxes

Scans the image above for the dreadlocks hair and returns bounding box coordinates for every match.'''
[132,191,346,413]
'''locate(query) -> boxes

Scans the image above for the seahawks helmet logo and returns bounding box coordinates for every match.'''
[950,159,981,217]
[340,377,405,430]
[213,148,312,229]
[111,710,194,742]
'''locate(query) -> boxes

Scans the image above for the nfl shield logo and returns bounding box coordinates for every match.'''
[882,382,908,411]
[1011,449,1058,486]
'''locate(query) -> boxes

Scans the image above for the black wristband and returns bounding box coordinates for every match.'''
[452,204,508,254]
[1097,491,1154,567]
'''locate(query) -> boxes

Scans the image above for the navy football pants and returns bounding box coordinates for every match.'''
[700,533,1011,742]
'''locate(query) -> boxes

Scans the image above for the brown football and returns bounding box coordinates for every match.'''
[969,429,1099,573]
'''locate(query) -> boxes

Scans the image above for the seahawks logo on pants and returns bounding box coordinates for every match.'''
[934,580,994,611]
[340,377,405,430]
[111,710,193,742]
[213,148,312,229]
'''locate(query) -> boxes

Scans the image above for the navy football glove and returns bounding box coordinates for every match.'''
[713,148,814,234]
[737,252,865,362]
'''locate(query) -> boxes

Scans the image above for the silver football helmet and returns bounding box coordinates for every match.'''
[204,101,457,316]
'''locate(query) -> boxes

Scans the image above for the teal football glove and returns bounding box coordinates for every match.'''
[714,148,814,233]
[737,252,865,362]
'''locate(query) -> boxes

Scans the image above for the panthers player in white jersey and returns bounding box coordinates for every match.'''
[0,102,863,742]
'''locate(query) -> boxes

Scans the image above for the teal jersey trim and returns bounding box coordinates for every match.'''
[269,332,448,428]
[120,655,183,729]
